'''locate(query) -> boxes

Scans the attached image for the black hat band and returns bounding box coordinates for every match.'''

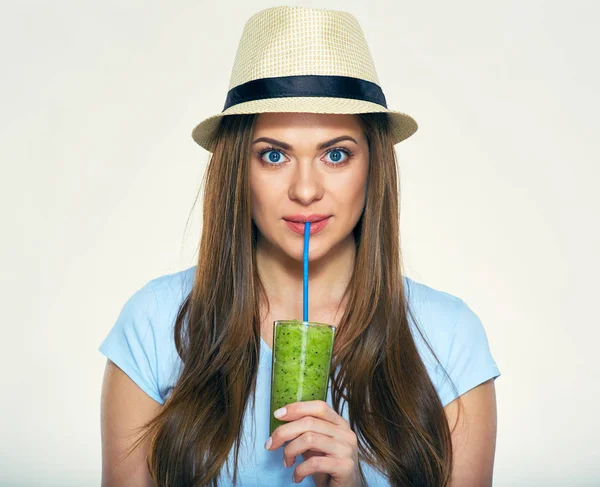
[222,74,388,111]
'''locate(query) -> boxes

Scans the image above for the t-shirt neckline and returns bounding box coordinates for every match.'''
[260,336,272,355]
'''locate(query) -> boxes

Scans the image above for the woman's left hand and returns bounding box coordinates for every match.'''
[265,400,360,486]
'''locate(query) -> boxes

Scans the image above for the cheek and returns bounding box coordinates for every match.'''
[249,168,263,210]
[250,171,277,220]
[331,167,368,208]
[250,183,261,219]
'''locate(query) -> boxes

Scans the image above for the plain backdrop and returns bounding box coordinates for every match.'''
[1,0,598,485]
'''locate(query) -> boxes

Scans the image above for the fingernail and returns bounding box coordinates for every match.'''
[274,407,287,418]
[283,458,288,468]
[264,436,272,450]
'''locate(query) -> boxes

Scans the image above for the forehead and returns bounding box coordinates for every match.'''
[253,112,364,135]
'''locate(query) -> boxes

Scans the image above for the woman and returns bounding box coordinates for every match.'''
[99,6,500,487]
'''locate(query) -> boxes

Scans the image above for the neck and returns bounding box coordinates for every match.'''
[255,233,356,320]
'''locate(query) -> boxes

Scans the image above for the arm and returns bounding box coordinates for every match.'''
[101,359,163,487]
[444,378,498,487]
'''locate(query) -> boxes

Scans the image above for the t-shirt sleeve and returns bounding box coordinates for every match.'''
[98,281,164,404]
[437,300,501,407]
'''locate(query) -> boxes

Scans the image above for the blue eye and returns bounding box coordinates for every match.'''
[324,149,348,164]
[267,150,282,163]
[259,149,285,164]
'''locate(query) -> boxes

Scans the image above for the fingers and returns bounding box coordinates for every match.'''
[294,455,356,484]
[265,400,360,485]
[282,431,353,469]
[269,415,337,450]
[274,400,350,429]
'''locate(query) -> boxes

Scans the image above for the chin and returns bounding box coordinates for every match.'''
[284,239,328,262]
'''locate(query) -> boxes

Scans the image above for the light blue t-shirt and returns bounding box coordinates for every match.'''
[98,266,500,486]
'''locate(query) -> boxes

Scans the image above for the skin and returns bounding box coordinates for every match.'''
[250,112,369,331]
[250,112,368,485]
[252,112,498,486]
[444,379,498,486]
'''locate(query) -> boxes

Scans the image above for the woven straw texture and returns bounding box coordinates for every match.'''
[191,6,418,152]
[228,6,379,88]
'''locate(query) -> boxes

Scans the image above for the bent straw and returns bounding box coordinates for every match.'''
[303,222,310,322]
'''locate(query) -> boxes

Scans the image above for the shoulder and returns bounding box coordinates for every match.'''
[138,264,198,367]
[98,266,197,403]
[402,276,501,407]
[145,265,197,320]
[403,275,465,339]
[403,276,464,311]
[117,265,196,337]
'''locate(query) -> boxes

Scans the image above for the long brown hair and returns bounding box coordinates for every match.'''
[126,112,462,486]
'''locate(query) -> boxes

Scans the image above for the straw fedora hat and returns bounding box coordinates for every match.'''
[191,5,418,152]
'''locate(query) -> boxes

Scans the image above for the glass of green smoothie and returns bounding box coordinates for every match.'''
[269,319,336,435]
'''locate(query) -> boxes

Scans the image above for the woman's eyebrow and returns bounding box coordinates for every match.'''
[252,135,358,150]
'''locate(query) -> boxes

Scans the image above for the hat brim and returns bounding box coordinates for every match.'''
[191,97,418,152]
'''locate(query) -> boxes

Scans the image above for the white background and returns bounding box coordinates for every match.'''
[1,0,599,485]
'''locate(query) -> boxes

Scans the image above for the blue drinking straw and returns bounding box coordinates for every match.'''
[303,222,310,322]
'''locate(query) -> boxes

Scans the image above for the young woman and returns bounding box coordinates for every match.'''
[99,7,500,487]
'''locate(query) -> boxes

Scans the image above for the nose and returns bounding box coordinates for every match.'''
[287,158,324,205]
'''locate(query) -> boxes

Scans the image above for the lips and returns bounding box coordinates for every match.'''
[282,214,330,223]
[284,217,331,235]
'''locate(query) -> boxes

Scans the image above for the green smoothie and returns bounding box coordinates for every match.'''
[269,320,336,435]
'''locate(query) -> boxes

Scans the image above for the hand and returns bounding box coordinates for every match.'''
[265,400,360,487]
